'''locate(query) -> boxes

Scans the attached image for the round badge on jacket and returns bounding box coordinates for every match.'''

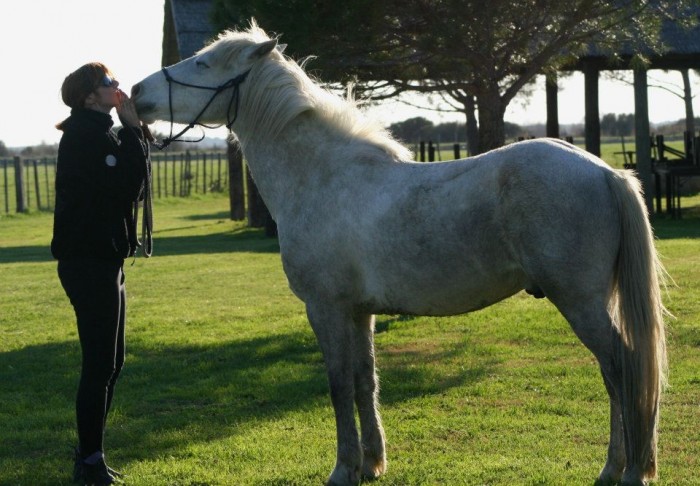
[105,154,117,167]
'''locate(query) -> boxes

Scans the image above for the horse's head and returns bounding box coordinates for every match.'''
[132,25,279,127]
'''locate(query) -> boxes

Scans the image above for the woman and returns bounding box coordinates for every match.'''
[52,62,150,485]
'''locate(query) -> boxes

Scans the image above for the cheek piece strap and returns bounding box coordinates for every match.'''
[155,67,251,150]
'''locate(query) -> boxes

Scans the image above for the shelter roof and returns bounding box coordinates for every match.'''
[162,0,215,66]
[571,12,700,70]
[162,1,700,71]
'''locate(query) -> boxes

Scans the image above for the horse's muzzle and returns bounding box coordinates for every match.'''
[133,100,157,121]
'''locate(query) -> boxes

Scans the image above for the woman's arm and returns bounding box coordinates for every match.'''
[115,91,149,202]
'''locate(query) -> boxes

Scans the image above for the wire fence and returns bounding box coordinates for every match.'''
[1,150,228,215]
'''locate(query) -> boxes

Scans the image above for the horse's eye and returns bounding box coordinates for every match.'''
[196,60,210,69]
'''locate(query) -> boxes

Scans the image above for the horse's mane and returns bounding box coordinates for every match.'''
[201,23,412,161]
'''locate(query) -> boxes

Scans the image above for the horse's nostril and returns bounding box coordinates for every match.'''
[131,83,141,98]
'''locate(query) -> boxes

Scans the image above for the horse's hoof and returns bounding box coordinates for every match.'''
[620,480,646,486]
[326,463,361,486]
[620,467,647,486]
[362,455,387,480]
[596,462,624,485]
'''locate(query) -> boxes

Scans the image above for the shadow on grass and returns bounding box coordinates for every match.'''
[653,209,700,239]
[182,210,232,221]
[0,244,53,263]
[154,227,279,256]
[0,327,487,485]
[0,228,279,264]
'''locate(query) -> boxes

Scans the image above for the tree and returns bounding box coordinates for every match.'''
[601,113,635,137]
[0,140,9,157]
[213,0,699,152]
[387,117,434,143]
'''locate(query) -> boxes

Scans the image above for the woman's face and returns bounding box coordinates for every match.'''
[86,74,121,112]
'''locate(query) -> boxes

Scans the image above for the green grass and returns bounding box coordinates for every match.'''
[1,193,698,485]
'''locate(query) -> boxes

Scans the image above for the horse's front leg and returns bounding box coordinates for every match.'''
[306,302,362,486]
[352,313,386,480]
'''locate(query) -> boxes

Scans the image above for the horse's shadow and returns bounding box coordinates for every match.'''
[0,323,488,485]
[0,225,278,264]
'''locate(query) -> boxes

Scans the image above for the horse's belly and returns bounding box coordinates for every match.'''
[361,260,525,317]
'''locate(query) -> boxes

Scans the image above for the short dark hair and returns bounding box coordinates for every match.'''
[56,62,114,130]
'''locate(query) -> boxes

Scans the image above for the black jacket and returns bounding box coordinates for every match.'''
[51,108,149,260]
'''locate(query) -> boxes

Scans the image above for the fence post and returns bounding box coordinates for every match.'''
[202,152,208,194]
[217,153,222,191]
[3,159,9,213]
[171,154,176,197]
[155,155,161,198]
[25,162,32,209]
[43,158,51,210]
[33,159,42,210]
[179,153,186,197]
[14,156,26,213]
[195,151,200,194]
[453,143,460,160]
[185,151,192,196]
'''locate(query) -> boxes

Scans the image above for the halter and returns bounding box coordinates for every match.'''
[155,66,251,149]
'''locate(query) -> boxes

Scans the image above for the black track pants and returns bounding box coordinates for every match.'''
[58,258,126,457]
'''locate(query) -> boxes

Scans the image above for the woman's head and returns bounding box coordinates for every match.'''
[57,62,122,130]
[60,62,119,109]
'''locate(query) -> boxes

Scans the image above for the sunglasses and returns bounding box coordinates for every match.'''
[98,75,117,88]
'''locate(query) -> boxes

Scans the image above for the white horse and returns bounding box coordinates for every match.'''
[133,24,667,486]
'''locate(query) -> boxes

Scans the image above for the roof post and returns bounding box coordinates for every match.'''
[633,68,654,213]
[584,62,601,156]
[545,74,560,139]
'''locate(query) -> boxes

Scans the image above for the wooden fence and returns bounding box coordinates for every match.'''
[150,150,229,198]
[1,150,229,214]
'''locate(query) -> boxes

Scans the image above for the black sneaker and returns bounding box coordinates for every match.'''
[79,458,116,485]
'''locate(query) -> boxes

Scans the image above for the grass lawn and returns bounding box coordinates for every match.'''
[1,191,698,485]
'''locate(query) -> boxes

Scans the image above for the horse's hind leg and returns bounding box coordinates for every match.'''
[598,371,626,484]
[306,302,362,486]
[554,299,626,483]
[352,313,386,479]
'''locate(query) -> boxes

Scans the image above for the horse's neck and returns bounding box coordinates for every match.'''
[239,113,338,219]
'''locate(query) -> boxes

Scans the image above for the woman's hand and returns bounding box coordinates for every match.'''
[116,90,141,128]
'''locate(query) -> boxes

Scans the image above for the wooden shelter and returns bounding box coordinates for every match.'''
[547,14,700,213]
[162,0,699,215]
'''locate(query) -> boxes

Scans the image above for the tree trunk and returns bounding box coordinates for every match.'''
[475,89,506,153]
[227,140,245,220]
[464,95,479,155]
[681,69,695,135]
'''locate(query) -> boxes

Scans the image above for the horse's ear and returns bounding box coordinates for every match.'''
[247,40,278,61]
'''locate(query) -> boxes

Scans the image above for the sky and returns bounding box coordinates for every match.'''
[1,0,697,148]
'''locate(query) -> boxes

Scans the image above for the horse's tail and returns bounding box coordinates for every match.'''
[605,169,668,480]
